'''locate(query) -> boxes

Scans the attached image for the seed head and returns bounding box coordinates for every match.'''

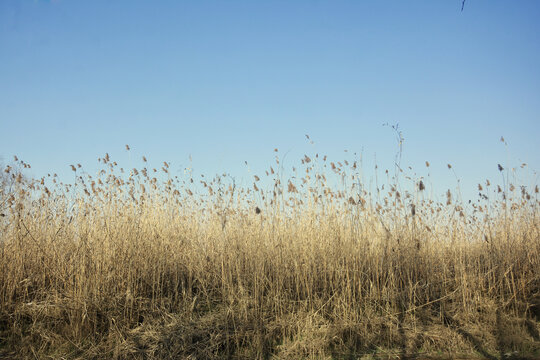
[287,181,298,193]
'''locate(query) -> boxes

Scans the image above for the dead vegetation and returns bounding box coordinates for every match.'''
[0,150,539,359]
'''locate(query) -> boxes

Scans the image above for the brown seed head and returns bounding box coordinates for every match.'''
[287,181,298,193]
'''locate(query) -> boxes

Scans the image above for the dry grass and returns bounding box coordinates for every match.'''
[0,152,539,359]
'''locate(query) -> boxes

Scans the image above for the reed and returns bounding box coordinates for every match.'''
[0,152,538,359]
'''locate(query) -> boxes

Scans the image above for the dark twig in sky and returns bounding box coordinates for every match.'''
[461,0,466,12]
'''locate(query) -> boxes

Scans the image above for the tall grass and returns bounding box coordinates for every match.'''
[0,152,539,359]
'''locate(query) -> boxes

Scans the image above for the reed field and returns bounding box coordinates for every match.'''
[0,151,539,359]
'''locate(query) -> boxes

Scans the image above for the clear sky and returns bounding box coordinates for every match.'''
[1,0,539,201]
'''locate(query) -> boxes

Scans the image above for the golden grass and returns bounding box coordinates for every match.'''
[0,153,539,359]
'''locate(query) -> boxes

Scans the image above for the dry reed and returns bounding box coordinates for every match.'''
[0,152,539,359]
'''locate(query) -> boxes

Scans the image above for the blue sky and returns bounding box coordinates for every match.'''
[1,0,539,201]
